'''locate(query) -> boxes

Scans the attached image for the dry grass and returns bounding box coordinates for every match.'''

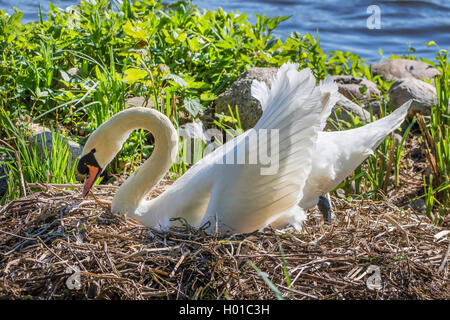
[0,182,448,300]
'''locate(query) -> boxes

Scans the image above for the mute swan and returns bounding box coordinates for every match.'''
[78,63,339,233]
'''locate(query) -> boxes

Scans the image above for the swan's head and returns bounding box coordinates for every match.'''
[78,123,127,197]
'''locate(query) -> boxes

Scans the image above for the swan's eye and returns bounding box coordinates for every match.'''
[77,151,102,176]
[77,160,89,175]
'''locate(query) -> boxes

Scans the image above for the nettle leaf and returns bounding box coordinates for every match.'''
[184,97,204,117]
[36,87,49,98]
[124,68,148,83]
[163,73,188,87]
[122,21,136,37]
[60,69,71,82]
[186,81,210,90]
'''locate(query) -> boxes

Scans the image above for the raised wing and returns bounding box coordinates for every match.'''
[201,63,339,233]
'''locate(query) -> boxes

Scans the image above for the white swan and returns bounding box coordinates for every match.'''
[78,63,339,233]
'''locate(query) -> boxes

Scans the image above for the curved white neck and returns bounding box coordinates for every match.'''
[107,108,178,218]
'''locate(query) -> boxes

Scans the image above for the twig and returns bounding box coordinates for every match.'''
[27,183,119,190]
[437,243,450,275]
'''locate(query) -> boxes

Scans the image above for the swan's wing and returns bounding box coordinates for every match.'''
[202,63,339,233]
[252,70,338,130]
[318,76,341,130]
[301,99,413,208]
[251,79,270,111]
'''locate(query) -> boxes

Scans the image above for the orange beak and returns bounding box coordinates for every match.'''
[82,164,100,197]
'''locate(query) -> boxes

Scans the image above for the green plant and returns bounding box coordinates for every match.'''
[416,49,449,223]
[0,107,77,204]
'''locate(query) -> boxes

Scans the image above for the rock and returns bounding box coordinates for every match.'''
[327,93,371,128]
[331,75,380,105]
[410,198,426,213]
[389,78,438,115]
[29,130,82,160]
[125,96,155,108]
[214,67,278,130]
[372,59,440,81]
[28,128,83,179]
[366,100,382,117]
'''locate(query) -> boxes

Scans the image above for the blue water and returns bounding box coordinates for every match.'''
[0,0,449,62]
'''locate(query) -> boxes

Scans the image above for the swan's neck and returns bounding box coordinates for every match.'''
[109,108,178,218]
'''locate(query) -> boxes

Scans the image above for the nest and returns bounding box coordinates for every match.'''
[0,182,448,300]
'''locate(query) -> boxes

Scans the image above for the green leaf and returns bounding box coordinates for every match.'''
[184,97,204,117]
[235,13,248,24]
[122,21,136,37]
[200,91,217,101]
[216,39,235,49]
[188,37,202,52]
[122,21,147,40]
[124,68,147,83]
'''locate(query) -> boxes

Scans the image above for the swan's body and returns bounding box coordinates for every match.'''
[78,62,412,233]
[78,63,339,233]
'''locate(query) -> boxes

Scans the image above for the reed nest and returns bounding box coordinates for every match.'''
[0,182,448,300]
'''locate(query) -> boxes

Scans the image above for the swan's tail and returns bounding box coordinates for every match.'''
[303,99,413,207]
[358,99,412,152]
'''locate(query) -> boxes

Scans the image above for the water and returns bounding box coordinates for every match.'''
[0,0,449,62]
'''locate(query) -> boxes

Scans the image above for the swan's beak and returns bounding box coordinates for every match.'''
[82,164,100,197]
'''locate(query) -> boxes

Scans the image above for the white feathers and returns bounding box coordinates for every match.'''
[299,99,413,211]
[251,79,270,111]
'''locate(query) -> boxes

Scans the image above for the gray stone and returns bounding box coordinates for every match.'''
[372,59,440,81]
[29,130,82,160]
[389,77,438,115]
[366,100,382,117]
[410,198,426,213]
[125,96,155,108]
[331,75,380,105]
[28,128,83,179]
[327,93,371,128]
[214,67,278,130]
